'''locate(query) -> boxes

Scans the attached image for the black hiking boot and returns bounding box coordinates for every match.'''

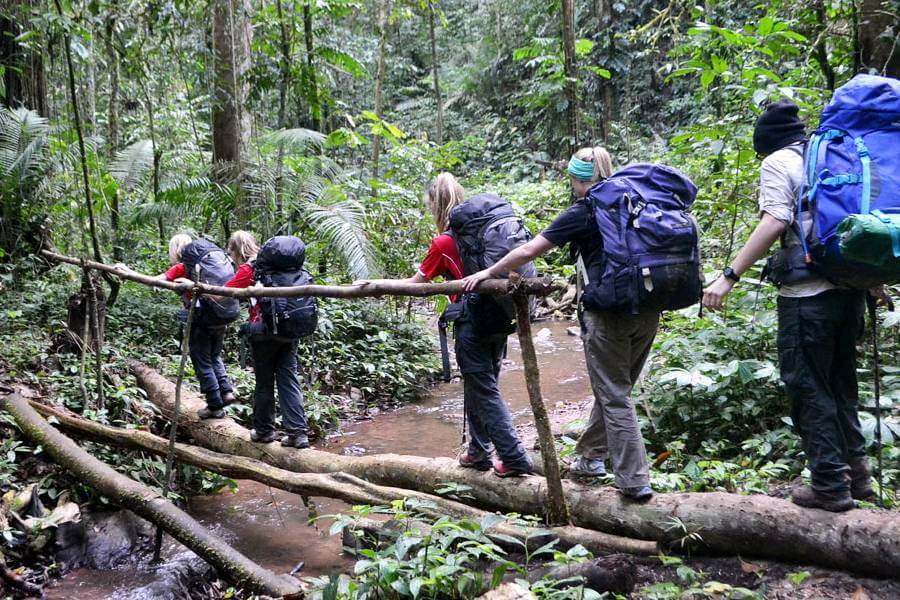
[791,486,854,512]
[619,486,654,501]
[197,407,226,420]
[250,429,277,443]
[848,456,875,501]
[222,392,236,406]
[282,433,310,449]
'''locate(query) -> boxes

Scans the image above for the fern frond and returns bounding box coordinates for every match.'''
[111,140,154,190]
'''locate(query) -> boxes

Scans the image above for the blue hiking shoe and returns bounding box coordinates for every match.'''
[620,486,653,501]
[568,456,607,478]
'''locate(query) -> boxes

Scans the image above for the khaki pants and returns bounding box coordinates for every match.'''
[575,309,659,488]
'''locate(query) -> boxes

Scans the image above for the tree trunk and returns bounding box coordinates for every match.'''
[372,0,390,184]
[513,290,568,525]
[560,0,579,153]
[427,1,444,145]
[30,400,654,558]
[129,361,900,579]
[212,0,253,225]
[859,0,900,77]
[1,394,301,598]
[302,1,323,132]
[812,0,836,91]
[0,0,48,115]
[105,14,120,158]
[274,0,292,229]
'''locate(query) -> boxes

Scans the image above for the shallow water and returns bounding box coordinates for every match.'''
[44,320,592,599]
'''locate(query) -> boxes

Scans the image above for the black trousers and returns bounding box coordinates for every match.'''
[777,289,866,492]
[250,336,308,436]
[189,324,233,410]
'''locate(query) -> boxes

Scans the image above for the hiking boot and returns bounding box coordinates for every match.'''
[620,486,653,501]
[493,461,533,478]
[458,453,492,471]
[282,433,310,449]
[568,456,607,478]
[791,486,854,512]
[222,392,236,406]
[197,407,226,420]
[848,457,875,501]
[250,429,277,444]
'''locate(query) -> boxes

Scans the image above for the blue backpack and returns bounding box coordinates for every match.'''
[796,74,900,288]
[583,164,701,315]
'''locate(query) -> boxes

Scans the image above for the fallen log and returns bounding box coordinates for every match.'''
[131,362,900,578]
[1,394,301,598]
[41,250,563,299]
[30,401,654,557]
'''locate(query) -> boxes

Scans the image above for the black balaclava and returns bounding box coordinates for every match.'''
[753,99,806,156]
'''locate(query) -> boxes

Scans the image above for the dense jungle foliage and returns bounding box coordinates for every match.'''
[1,0,900,597]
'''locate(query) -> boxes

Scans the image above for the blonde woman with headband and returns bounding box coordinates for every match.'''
[357,172,534,477]
[463,146,657,500]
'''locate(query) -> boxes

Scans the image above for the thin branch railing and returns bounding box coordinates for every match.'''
[41,248,572,525]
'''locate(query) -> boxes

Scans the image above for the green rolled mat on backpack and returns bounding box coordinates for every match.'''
[838,212,900,275]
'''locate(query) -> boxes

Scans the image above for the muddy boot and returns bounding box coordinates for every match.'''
[197,406,226,420]
[282,433,310,449]
[848,456,875,501]
[222,391,236,406]
[791,486,854,512]
[250,429,277,443]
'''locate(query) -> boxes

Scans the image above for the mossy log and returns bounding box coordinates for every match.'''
[1,394,301,598]
[132,361,900,578]
[30,400,654,557]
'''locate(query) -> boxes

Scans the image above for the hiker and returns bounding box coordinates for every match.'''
[158,233,239,420]
[357,173,534,477]
[463,148,703,500]
[701,98,884,512]
[224,231,317,449]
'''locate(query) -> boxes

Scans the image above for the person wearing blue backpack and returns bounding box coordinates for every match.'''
[154,234,240,420]
[702,80,898,511]
[223,231,318,449]
[463,147,702,501]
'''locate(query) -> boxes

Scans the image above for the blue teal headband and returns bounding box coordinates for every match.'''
[567,156,595,181]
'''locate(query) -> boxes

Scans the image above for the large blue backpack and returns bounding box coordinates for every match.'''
[253,236,318,340]
[583,164,701,315]
[180,239,240,326]
[797,74,900,288]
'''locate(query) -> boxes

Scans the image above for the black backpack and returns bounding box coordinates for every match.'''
[253,236,318,340]
[448,193,537,334]
[180,239,240,326]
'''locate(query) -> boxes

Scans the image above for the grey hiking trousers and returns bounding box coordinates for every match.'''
[575,309,659,488]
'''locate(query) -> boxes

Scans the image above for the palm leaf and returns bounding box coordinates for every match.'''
[110,140,154,190]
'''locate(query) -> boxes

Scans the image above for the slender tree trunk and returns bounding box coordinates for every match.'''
[212,0,253,225]
[859,0,900,76]
[302,0,323,132]
[104,17,120,158]
[561,0,579,154]
[372,0,390,184]
[513,291,569,525]
[54,0,120,307]
[274,0,292,229]
[813,0,836,91]
[138,77,164,243]
[428,1,444,145]
[0,1,48,115]
[82,25,96,136]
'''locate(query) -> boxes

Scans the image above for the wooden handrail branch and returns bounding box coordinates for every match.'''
[41,250,564,299]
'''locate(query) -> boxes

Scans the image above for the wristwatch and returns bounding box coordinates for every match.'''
[723,267,740,283]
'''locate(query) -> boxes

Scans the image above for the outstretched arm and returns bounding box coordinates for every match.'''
[461,235,557,291]
[702,212,787,311]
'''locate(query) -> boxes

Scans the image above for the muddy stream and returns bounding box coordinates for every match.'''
[45,320,592,599]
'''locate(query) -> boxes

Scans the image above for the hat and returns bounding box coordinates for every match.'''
[753,100,806,156]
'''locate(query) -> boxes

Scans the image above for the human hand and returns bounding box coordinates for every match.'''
[868,285,889,307]
[702,275,735,312]
[461,269,492,292]
[173,277,193,286]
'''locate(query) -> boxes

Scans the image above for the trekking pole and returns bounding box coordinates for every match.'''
[866,293,884,508]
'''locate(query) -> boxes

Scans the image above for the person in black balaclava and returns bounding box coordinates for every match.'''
[702,98,884,512]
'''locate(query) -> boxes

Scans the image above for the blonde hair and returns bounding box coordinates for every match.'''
[227,230,260,265]
[168,233,192,264]
[573,146,614,182]
[425,172,465,232]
